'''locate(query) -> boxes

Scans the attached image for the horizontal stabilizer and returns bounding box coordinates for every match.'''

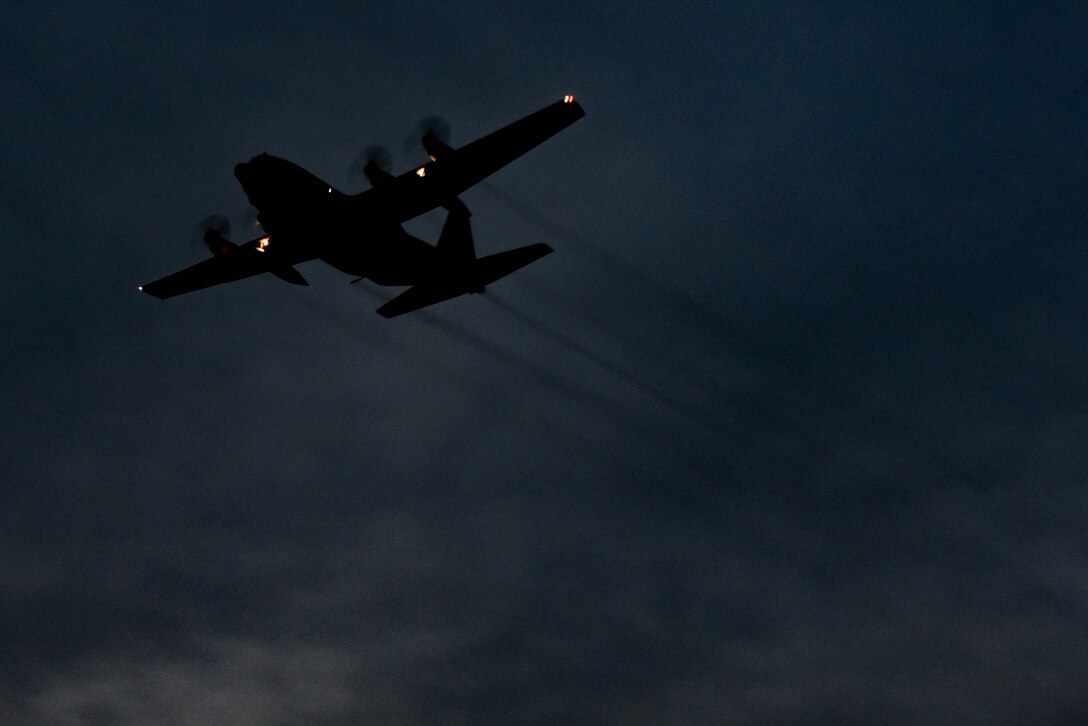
[376,282,465,318]
[475,243,552,286]
[376,242,553,318]
[271,265,309,286]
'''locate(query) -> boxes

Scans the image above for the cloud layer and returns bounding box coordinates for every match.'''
[2,3,1087,724]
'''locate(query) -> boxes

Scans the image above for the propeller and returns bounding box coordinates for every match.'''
[348,145,393,188]
[405,115,451,159]
[243,205,262,233]
[193,214,233,256]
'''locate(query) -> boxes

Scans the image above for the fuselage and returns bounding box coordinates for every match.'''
[233,153,438,284]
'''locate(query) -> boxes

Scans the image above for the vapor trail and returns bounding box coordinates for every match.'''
[478,182,780,365]
[481,291,742,443]
[473,187,802,447]
[351,283,622,412]
[294,286,634,462]
[348,283,767,482]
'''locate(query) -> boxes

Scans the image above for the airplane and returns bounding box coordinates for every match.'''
[139,96,585,317]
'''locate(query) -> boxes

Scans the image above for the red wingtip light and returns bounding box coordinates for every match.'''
[563,94,575,104]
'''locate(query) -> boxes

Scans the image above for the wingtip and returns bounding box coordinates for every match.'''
[561,95,585,118]
[138,283,168,300]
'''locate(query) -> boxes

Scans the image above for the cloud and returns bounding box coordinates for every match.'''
[13,637,357,726]
[4,3,1088,724]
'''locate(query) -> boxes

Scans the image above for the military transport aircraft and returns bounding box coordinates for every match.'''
[139,96,585,317]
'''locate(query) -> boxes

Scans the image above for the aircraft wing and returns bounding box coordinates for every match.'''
[439,97,585,195]
[140,253,266,299]
[373,97,586,222]
[140,242,310,300]
[376,242,553,318]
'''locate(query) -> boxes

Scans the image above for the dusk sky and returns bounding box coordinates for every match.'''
[3,3,1088,724]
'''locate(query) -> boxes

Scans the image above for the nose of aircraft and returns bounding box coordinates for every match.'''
[234,161,251,185]
[234,153,271,184]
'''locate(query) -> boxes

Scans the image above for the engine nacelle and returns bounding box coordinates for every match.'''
[422,132,454,161]
[204,230,236,257]
[363,160,394,187]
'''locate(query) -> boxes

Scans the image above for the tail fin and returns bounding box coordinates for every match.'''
[436,206,475,262]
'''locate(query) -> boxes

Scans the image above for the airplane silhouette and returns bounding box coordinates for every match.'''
[139,96,585,317]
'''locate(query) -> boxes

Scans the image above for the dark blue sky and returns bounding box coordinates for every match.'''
[2,3,1087,724]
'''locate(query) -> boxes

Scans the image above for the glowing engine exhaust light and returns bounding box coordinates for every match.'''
[256,236,270,252]
[416,167,426,177]
[564,94,575,103]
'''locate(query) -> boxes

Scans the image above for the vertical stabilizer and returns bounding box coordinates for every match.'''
[436,206,476,262]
